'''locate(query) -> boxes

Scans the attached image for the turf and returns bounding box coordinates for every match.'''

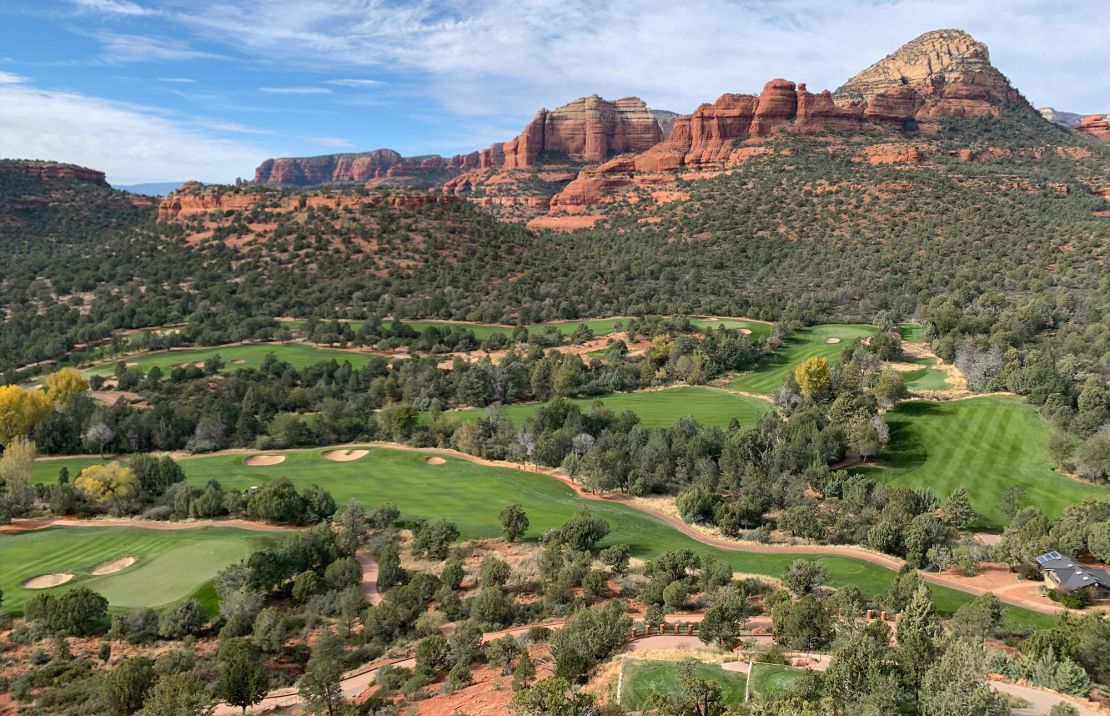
[0,526,275,613]
[749,663,807,698]
[169,445,1053,627]
[688,318,772,340]
[898,323,924,343]
[860,396,1106,530]
[85,343,375,377]
[902,357,951,391]
[443,387,773,429]
[729,324,876,395]
[621,659,746,709]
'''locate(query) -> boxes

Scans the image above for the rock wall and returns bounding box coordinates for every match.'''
[1,160,107,185]
[1076,114,1110,141]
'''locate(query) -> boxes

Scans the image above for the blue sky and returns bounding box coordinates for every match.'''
[1,0,1107,184]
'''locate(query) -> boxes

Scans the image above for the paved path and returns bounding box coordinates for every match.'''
[991,680,1101,716]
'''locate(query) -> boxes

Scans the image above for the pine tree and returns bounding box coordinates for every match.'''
[512,651,535,691]
[942,487,976,528]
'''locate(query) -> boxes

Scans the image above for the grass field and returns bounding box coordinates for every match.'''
[898,323,924,343]
[0,527,276,613]
[749,663,807,698]
[902,357,950,391]
[621,659,746,709]
[729,324,876,395]
[860,396,1105,530]
[443,387,773,429]
[96,444,1050,626]
[85,343,376,377]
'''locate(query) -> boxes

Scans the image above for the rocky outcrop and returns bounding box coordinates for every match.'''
[1038,107,1085,128]
[158,182,456,221]
[493,95,663,168]
[0,160,107,185]
[1076,113,1110,141]
[834,29,1028,119]
[254,150,404,186]
[651,110,682,140]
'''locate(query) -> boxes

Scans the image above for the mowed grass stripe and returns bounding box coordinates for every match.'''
[442,387,772,429]
[863,396,1105,530]
[85,343,376,377]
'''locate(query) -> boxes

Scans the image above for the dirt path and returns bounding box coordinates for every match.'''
[991,680,1102,716]
[357,551,382,606]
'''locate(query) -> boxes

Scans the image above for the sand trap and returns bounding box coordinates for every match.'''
[231,359,246,365]
[424,456,446,465]
[825,337,842,344]
[23,573,74,589]
[91,556,136,575]
[322,449,368,462]
[125,362,138,367]
[740,328,752,335]
[244,455,286,466]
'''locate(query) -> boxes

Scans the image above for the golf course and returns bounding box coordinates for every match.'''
[620,659,746,710]
[729,324,876,394]
[0,526,277,613]
[860,395,1106,530]
[443,386,773,429]
[85,342,378,377]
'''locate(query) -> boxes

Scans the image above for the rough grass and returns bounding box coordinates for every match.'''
[859,396,1106,530]
[0,527,274,613]
[85,343,375,376]
[621,660,746,709]
[729,324,876,395]
[902,357,950,391]
[749,663,807,698]
[443,386,772,429]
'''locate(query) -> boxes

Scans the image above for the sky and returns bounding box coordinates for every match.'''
[0,0,1107,185]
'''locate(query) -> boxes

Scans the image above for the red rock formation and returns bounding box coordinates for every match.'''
[254,149,404,186]
[493,95,664,168]
[1076,114,1110,141]
[158,184,456,221]
[854,144,925,164]
[1,160,107,185]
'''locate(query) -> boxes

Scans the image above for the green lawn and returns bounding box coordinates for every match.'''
[85,343,376,377]
[621,659,746,710]
[443,387,773,429]
[899,323,924,343]
[689,318,772,340]
[165,445,1052,627]
[730,324,876,395]
[860,396,1106,530]
[902,357,951,391]
[749,663,807,698]
[0,527,275,614]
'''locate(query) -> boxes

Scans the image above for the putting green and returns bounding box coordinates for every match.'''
[749,663,807,698]
[0,527,276,613]
[730,324,876,395]
[85,343,377,377]
[860,396,1106,530]
[443,386,773,429]
[621,660,746,709]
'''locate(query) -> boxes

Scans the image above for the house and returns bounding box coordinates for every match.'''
[1036,551,1110,599]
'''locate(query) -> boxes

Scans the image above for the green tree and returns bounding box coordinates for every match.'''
[102,656,155,715]
[771,595,834,650]
[215,638,269,714]
[252,607,287,654]
[487,635,522,675]
[49,586,109,636]
[781,559,829,595]
[513,651,536,691]
[298,629,345,716]
[415,634,449,675]
[510,677,596,716]
[919,640,1007,716]
[141,672,215,716]
[158,599,206,640]
[549,508,609,551]
[698,587,752,650]
[412,519,460,559]
[949,594,1002,640]
[499,503,529,542]
[941,487,977,528]
[599,544,631,574]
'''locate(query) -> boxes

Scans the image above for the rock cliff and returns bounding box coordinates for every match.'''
[1076,113,1110,141]
[0,160,108,185]
[253,149,404,186]
[1038,107,1086,128]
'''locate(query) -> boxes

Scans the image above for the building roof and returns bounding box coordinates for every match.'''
[1036,551,1110,593]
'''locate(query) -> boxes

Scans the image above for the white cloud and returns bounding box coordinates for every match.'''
[71,0,153,16]
[157,76,196,84]
[0,71,28,84]
[260,86,333,95]
[93,31,227,63]
[0,81,274,184]
[326,78,386,88]
[310,136,355,149]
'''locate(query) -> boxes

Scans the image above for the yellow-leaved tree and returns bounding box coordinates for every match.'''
[45,367,90,406]
[794,356,831,397]
[74,463,137,505]
[0,385,53,446]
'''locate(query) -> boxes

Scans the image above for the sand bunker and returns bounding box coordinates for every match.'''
[125,362,138,367]
[91,556,137,575]
[244,455,286,466]
[322,449,368,462]
[740,328,752,335]
[23,573,74,589]
[424,456,446,465]
[825,337,842,344]
[231,359,246,365]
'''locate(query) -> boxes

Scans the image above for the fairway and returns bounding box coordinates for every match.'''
[621,659,746,709]
[86,343,376,377]
[863,396,1105,530]
[901,357,950,391]
[443,386,773,429]
[730,324,876,395]
[0,527,276,613]
[749,663,807,698]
